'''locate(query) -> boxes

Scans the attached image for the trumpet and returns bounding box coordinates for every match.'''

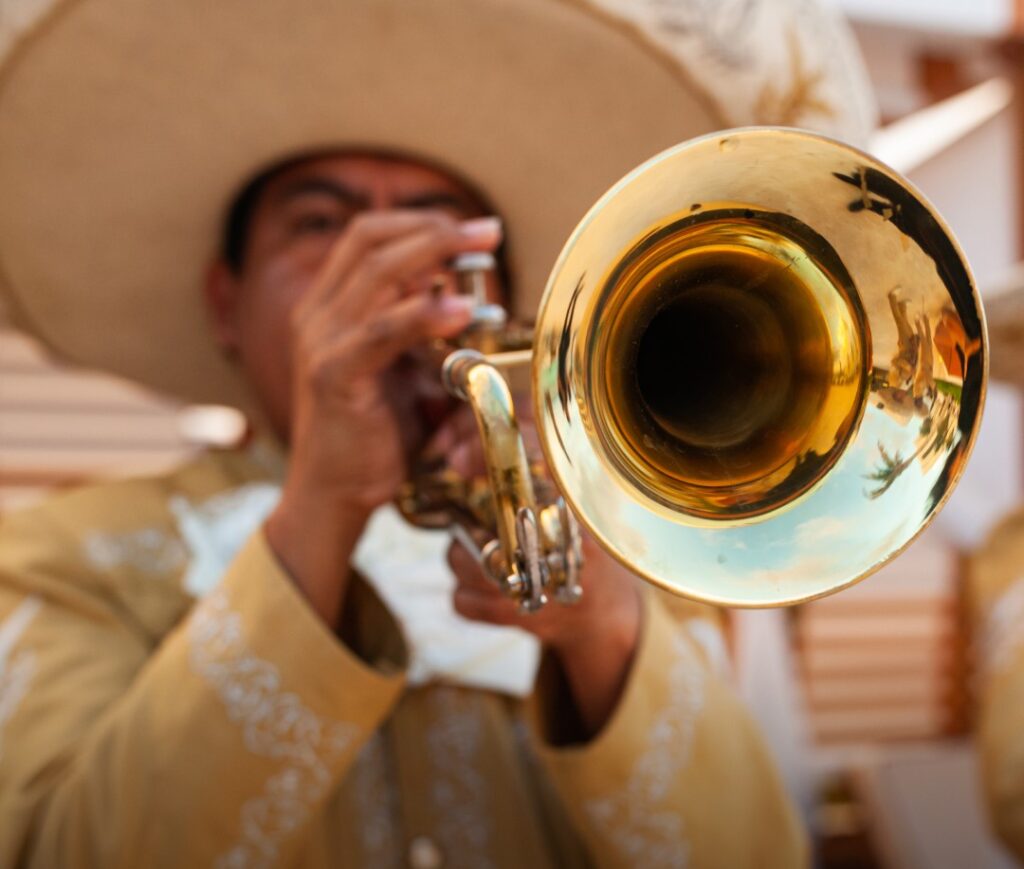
[400,128,987,612]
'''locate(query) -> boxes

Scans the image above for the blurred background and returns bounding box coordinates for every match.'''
[1,1,1023,867]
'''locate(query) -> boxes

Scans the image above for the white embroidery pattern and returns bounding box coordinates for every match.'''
[582,0,875,142]
[170,482,281,597]
[685,618,730,677]
[83,528,187,577]
[584,633,706,868]
[0,596,43,759]
[189,589,356,869]
[425,688,496,869]
[984,576,1024,675]
[350,733,401,868]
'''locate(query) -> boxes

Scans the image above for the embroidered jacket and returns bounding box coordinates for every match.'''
[0,446,805,868]
[972,508,1024,861]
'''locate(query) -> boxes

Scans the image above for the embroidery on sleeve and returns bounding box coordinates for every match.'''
[584,632,707,868]
[350,732,401,867]
[0,596,42,758]
[189,588,356,869]
[983,576,1024,675]
[170,482,281,597]
[684,618,730,677]
[83,528,187,577]
[425,687,496,869]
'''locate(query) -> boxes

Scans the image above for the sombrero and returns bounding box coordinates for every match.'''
[0,0,873,409]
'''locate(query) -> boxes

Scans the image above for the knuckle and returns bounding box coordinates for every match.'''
[360,248,389,280]
[346,211,383,244]
[306,351,344,397]
[407,217,458,256]
[365,316,397,344]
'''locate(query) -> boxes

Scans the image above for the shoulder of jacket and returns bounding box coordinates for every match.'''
[0,448,262,549]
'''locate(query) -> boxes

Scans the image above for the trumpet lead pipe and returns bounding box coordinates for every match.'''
[483,349,532,370]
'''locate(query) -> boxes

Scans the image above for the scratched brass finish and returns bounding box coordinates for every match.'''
[534,128,986,607]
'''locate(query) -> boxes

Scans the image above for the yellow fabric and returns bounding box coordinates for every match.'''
[0,447,806,868]
[970,507,1024,861]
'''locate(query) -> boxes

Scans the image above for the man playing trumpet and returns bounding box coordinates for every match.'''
[0,0,874,865]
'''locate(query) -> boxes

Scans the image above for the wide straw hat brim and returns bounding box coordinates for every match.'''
[0,0,721,409]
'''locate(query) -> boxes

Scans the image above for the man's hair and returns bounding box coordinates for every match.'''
[220,151,513,297]
[221,155,305,274]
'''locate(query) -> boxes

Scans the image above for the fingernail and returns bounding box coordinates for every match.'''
[459,216,503,242]
[438,295,475,321]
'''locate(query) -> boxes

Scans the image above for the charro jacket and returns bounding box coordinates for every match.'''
[0,445,805,868]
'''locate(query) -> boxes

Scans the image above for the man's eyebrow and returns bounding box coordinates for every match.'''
[395,191,480,215]
[273,177,369,209]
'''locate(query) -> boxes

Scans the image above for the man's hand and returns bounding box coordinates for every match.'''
[265,211,502,628]
[435,401,642,736]
[448,531,641,736]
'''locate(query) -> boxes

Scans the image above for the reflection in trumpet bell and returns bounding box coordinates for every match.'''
[534,128,986,607]
[596,211,868,519]
[405,129,986,611]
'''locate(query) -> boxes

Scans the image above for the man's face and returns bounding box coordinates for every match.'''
[205,153,497,442]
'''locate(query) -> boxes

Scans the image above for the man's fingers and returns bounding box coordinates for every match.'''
[298,279,403,349]
[300,211,452,314]
[346,294,474,374]
[301,212,501,323]
[453,588,519,626]
[329,217,501,322]
[453,587,515,624]
[447,539,498,593]
[302,293,469,401]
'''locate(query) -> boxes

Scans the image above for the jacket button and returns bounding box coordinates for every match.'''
[408,835,444,869]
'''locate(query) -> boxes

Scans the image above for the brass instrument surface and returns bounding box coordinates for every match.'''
[533,128,986,607]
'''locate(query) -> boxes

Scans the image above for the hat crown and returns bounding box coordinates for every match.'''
[0,0,875,406]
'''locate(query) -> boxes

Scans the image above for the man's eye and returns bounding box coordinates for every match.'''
[292,212,344,235]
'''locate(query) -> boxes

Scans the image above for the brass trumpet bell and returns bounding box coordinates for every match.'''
[532,128,986,607]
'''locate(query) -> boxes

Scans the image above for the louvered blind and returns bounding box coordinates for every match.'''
[0,324,195,512]
[795,531,969,745]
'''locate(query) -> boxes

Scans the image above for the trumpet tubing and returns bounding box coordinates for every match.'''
[417,128,986,610]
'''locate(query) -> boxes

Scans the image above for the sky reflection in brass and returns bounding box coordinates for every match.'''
[533,128,986,607]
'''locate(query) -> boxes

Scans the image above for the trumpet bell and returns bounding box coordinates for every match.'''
[534,128,986,607]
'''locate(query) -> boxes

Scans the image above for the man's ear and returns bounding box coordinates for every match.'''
[204,260,242,354]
